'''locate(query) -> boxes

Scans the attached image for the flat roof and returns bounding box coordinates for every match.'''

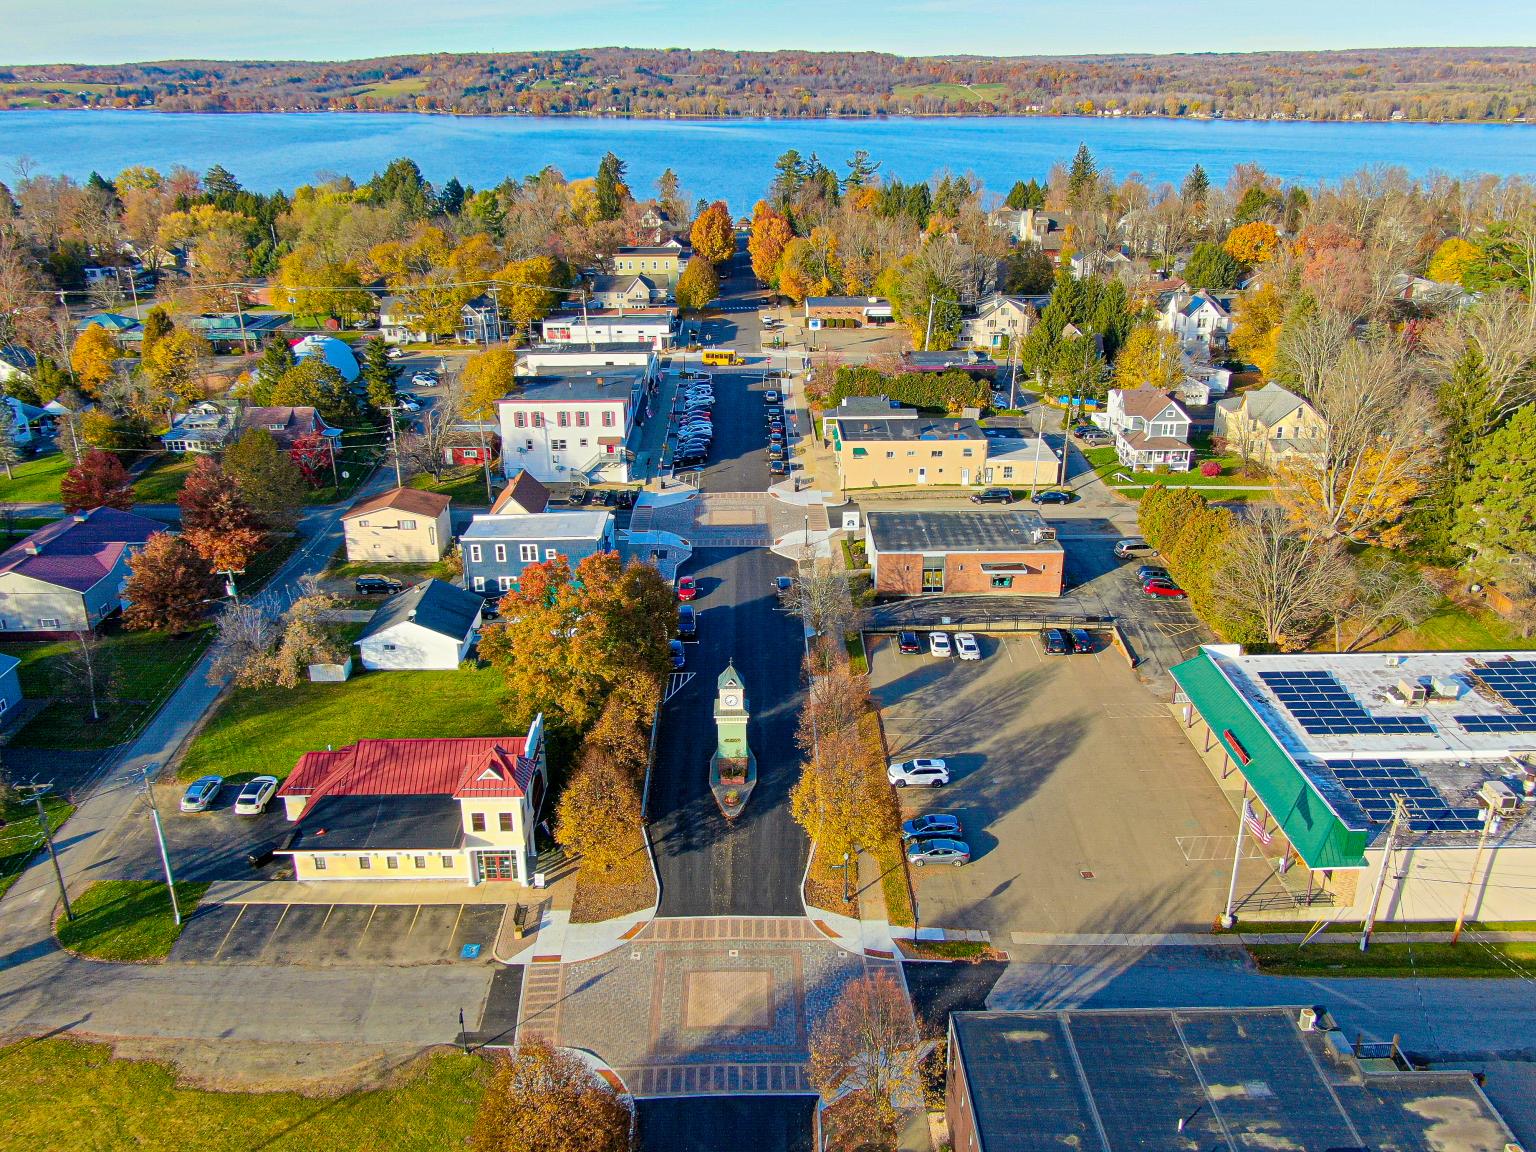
[983,428,1058,462]
[837,417,984,443]
[286,794,464,852]
[505,369,645,404]
[952,1008,1517,1152]
[867,510,1060,555]
[463,510,612,543]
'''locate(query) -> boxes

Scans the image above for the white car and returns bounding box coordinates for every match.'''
[954,632,981,661]
[888,758,950,788]
[234,775,279,815]
[394,396,421,412]
[386,346,404,360]
[928,631,953,658]
[410,372,438,388]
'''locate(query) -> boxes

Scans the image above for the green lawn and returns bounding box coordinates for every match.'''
[55,880,210,962]
[1362,599,1536,653]
[844,632,869,676]
[0,792,73,898]
[0,1038,486,1152]
[177,665,510,782]
[0,453,71,503]
[893,82,1010,105]
[323,543,458,585]
[1247,939,1536,978]
[352,76,430,98]
[409,467,497,506]
[2,626,213,750]
[131,454,197,503]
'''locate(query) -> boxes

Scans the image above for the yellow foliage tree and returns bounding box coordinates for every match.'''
[1112,325,1183,391]
[70,325,119,394]
[690,200,735,266]
[461,346,521,422]
[1223,220,1280,265]
[1276,439,1427,547]
[368,227,468,341]
[777,237,813,303]
[144,328,214,408]
[494,255,569,336]
[1426,236,1481,286]
[1229,282,1286,379]
[748,201,793,287]
[275,244,372,326]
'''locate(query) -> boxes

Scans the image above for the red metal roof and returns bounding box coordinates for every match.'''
[280,737,530,804]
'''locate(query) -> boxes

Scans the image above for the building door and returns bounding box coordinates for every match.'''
[961,468,970,486]
[917,468,928,484]
[476,851,519,882]
[921,559,944,592]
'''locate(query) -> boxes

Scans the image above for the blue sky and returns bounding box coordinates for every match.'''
[4,0,1534,64]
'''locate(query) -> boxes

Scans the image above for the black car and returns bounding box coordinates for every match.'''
[970,487,1015,505]
[570,488,591,506]
[355,575,404,595]
[480,595,502,620]
[1070,628,1095,654]
[1032,490,1074,505]
[616,490,636,509]
[1042,628,1069,655]
[1136,564,1171,585]
[678,604,698,638]
[898,631,922,654]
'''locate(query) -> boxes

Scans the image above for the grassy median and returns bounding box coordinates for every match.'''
[54,880,211,962]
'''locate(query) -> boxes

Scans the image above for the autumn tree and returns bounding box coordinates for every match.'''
[60,449,134,513]
[808,971,921,1152]
[369,227,468,341]
[1218,509,1350,649]
[470,1039,632,1152]
[1426,236,1481,285]
[222,427,308,530]
[70,325,119,395]
[270,358,356,426]
[1112,325,1183,392]
[275,243,372,326]
[143,327,213,408]
[748,201,793,287]
[0,419,19,480]
[178,454,266,573]
[495,254,570,337]
[689,200,735,266]
[139,305,173,359]
[462,346,520,422]
[122,532,215,633]
[206,601,282,688]
[1334,553,1438,652]
[555,751,643,874]
[1228,282,1286,379]
[674,257,720,313]
[1223,220,1280,266]
[271,587,349,687]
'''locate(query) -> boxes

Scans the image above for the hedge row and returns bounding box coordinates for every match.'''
[1139,484,1262,646]
[829,366,992,413]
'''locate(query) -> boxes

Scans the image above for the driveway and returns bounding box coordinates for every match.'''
[867,630,1236,940]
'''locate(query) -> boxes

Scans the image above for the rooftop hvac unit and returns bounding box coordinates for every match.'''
[1297,1008,1317,1032]
[1481,779,1520,814]
[1392,678,1429,706]
[1029,525,1058,545]
[1430,676,1464,701]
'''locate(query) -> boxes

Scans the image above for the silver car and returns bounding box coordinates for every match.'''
[179,775,224,813]
[901,813,962,841]
[906,838,971,867]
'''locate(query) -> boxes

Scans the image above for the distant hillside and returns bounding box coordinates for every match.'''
[2,46,1534,123]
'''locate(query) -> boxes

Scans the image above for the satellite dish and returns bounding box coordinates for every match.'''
[341,471,351,479]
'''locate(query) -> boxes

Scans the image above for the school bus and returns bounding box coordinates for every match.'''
[701,349,743,367]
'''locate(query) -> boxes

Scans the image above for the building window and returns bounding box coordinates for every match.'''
[551,439,567,451]
[514,412,527,428]
[931,450,944,458]
[442,854,454,868]
[386,856,399,869]
[495,544,507,563]
[473,577,485,591]
[414,855,426,869]
[557,411,570,428]
[314,856,327,870]
[398,519,416,530]
[601,411,615,427]
[469,544,482,563]
[962,448,974,457]
[991,575,1014,589]
[356,519,370,527]
[38,618,59,630]
[519,543,539,562]
[576,411,589,427]
[545,548,558,560]
[851,448,868,458]
[532,413,544,428]
[885,451,895,459]
[471,813,486,832]
[498,812,514,832]
[1002,466,1014,479]
[498,576,513,591]
[359,856,372,870]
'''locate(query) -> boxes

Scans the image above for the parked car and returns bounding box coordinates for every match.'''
[1073,426,1110,444]
[410,371,438,388]
[616,490,636,509]
[677,576,699,601]
[234,775,279,816]
[898,630,922,654]
[1042,628,1070,655]
[887,758,950,788]
[480,594,502,620]
[394,395,421,412]
[678,604,697,638]
[570,488,591,506]
[765,406,783,418]
[906,838,971,867]
[355,574,405,595]
[180,775,224,813]
[928,631,953,658]
[970,487,1015,505]
[385,346,404,360]
[1142,579,1187,599]
[669,639,686,669]
[953,632,981,660]
[901,812,962,840]
[773,576,794,593]
[1114,537,1155,559]
[764,390,780,403]
[769,461,789,475]
[1070,628,1095,654]
[1136,565,1171,584]
[1031,489,1074,505]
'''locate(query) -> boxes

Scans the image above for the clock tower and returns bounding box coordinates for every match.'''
[714,662,749,761]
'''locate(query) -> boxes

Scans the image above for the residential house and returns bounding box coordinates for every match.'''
[804,296,894,329]
[0,653,21,722]
[235,406,341,453]
[1214,382,1325,467]
[980,428,1064,487]
[829,412,988,489]
[1106,388,1195,472]
[75,312,141,338]
[276,715,549,886]
[356,579,483,671]
[489,469,550,516]
[1158,290,1233,354]
[959,295,1036,352]
[516,344,660,383]
[611,244,689,292]
[496,368,646,484]
[540,307,677,350]
[114,312,288,353]
[379,296,429,345]
[3,397,49,448]
[0,507,163,637]
[986,207,1065,257]
[865,510,1063,596]
[1068,249,1133,280]
[0,345,38,389]
[637,206,680,246]
[460,294,506,345]
[460,510,616,596]
[585,274,656,310]
[342,487,452,563]
[161,402,235,454]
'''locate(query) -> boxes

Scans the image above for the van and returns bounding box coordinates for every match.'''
[1114,537,1155,559]
[702,349,742,367]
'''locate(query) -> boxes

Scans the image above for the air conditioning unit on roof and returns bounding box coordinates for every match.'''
[1482,780,1520,815]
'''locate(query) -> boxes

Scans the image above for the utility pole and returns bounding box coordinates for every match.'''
[385,404,403,487]
[138,764,181,927]
[923,296,936,352]
[22,782,72,922]
[1360,795,1407,952]
[1030,406,1047,499]
[1452,805,1498,943]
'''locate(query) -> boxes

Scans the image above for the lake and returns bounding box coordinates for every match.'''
[0,111,1532,211]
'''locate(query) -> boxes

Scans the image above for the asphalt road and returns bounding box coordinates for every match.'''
[637,1096,816,1152]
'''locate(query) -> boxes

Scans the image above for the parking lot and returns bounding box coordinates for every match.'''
[868,629,1237,941]
[169,901,507,966]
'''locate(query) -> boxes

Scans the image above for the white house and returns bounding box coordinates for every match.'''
[0,346,36,390]
[1106,388,1195,472]
[540,308,677,350]
[960,295,1036,351]
[356,579,484,671]
[1158,291,1233,354]
[585,275,656,310]
[496,367,646,484]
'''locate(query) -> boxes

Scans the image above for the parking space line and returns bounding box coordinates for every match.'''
[210,904,250,963]
[450,903,466,941]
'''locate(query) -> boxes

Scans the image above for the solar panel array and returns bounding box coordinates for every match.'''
[1257,670,1435,737]
[1327,758,1482,832]
[1457,662,1536,734]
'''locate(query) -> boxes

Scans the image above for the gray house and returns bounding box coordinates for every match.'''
[461,510,616,596]
[356,579,484,671]
[0,653,22,722]
[0,508,164,638]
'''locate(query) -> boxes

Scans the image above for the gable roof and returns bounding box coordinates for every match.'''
[1115,388,1189,422]
[1181,293,1230,318]
[236,406,337,449]
[490,469,550,516]
[0,507,163,593]
[1240,382,1312,429]
[343,486,451,522]
[359,579,483,643]
[279,736,533,803]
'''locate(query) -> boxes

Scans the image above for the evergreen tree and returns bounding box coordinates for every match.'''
[367,157,434,218]
[439,176,465,216]
[203,164,241,197]
[770,149,806,210]
[223,428,308,530]
[593,152,627,221]
[843,150,880,190]
[360,338,396,411]
[1067,144,1098,209]
[1183,242,1245,290]
[1180,164,1210,207]
[1005,179,1046,211]
[253,339,297,400]
[1456,403,1536,572]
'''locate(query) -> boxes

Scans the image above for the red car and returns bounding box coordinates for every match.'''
[677,576,699,602]
[1142,579,1187,599]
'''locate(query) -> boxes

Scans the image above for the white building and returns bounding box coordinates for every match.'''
[516,343,659,383]
[1106,388,1195,472]
[540,307,677,350]
[1158,291,1233,354]
[496,368,647,484]
[356,579,484,671]
[960,295,1036,352]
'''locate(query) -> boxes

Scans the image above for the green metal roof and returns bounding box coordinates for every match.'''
[1170,650,1367,870]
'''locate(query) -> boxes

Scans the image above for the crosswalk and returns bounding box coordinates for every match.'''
[618,1062,812,1096]
[514,961,565,1046]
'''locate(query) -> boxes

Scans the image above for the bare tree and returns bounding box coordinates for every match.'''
[1428,291,1536,422]
[809,970,922,1152]
[1336,555,1439,651]
[61,630,114,724]
[1219,508,1352,649]
[206,601,282,687]
[779,557,864,642]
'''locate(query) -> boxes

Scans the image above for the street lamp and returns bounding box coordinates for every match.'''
[138,763,182,926]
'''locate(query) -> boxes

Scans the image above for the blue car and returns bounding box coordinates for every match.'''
[669,639,686,669]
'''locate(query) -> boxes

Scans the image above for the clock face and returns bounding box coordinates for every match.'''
[723,692,741,709]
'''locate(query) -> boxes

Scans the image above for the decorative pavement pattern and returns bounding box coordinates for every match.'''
[643,495,829,549]
[518,917,868,1097]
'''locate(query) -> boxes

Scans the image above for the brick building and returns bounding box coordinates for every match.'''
[865,510,1063,597]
